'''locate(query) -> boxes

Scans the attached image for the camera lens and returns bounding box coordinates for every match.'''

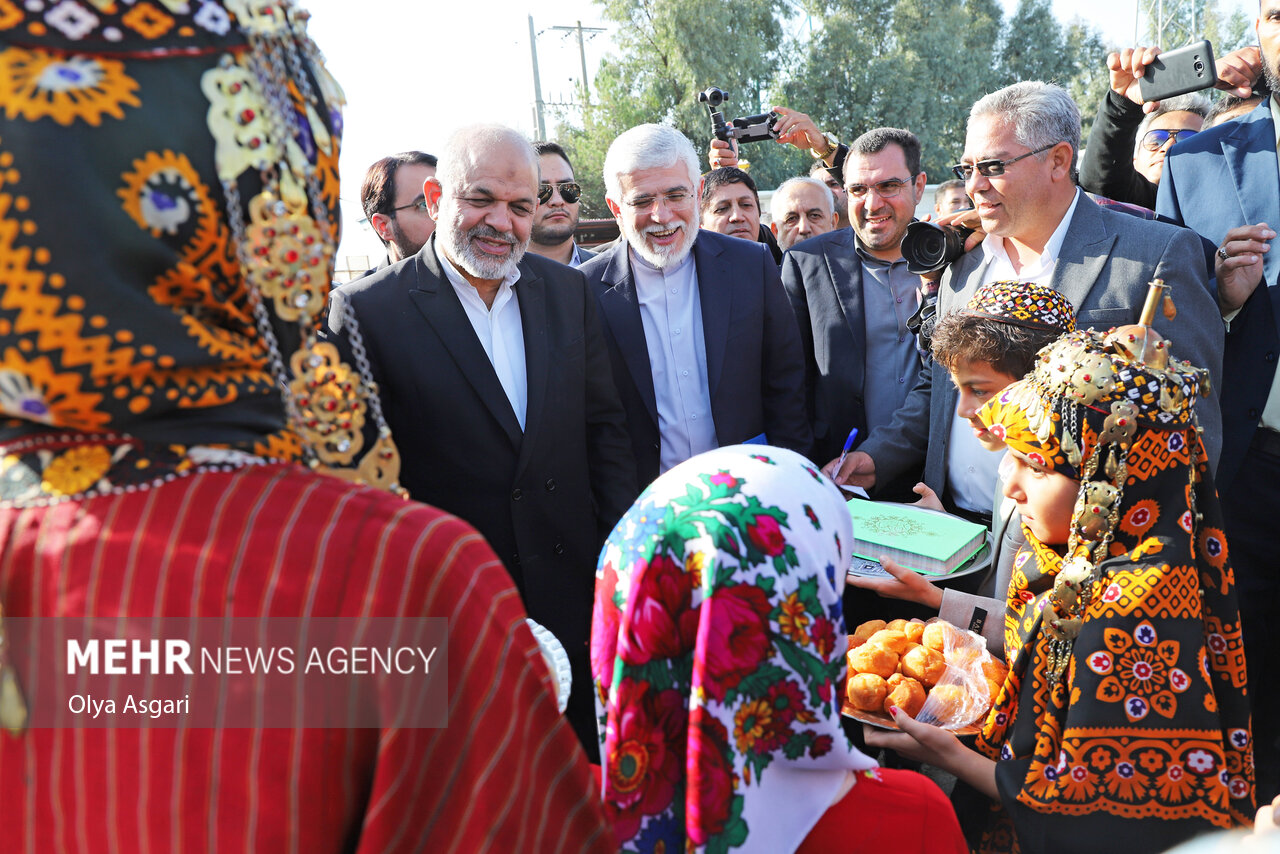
[1194,60,1205,73]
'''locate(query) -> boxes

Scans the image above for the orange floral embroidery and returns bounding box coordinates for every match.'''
[1094,622,1180,721]
[0,48,139,127]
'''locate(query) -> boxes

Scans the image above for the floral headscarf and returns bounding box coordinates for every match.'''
[591,445,876,854]
[972,327,1254,845]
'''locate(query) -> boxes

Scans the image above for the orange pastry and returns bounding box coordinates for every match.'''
[903,621,926,644]
[866,628,911,655]
[886,618,910,633]
[849,643,899,679]
[925,683,971,721]
[922,621,957,653]
[900,645,947,687]
[847,673,889,712]
[851,619,886,647]
[883,674,926,718]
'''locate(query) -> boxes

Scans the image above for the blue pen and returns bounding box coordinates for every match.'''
[833,427,859,480]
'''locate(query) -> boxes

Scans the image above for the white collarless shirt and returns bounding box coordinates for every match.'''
[437,249,528,430]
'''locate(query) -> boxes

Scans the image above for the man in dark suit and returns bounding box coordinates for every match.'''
[359,150,437,273]
[1157,11,1280,796]
[782,128,929,504]
[836,83,1223,512]
[327,125,637,759]
[527,141,596,267]
[579,124,811,490]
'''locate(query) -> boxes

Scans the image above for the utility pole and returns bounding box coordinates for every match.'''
[528,15,546,140]
[549,20,606,107]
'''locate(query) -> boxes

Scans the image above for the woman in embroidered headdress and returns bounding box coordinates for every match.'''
[867,306,1255,852]
[0,3,610,851]
[591,444,968,853]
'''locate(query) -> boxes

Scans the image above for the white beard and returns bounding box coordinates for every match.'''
[620,219,696,269]
[440,220,527,281]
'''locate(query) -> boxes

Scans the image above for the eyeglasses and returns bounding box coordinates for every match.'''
[538,181,582,204]
[846,177,914,199]
[1141,128,1198,152]
[389,197,429,215]
[621,190,693,212]
[951,142,1058,181]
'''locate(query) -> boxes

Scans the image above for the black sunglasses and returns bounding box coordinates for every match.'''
[538,181,582,204]
[1141,128,1198,152]
[951,142,1057,181]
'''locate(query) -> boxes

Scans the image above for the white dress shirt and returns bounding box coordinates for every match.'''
[631,247,717,473]
[437,249,528,430]
[946,189,1081,513]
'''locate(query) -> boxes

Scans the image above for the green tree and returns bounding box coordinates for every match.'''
[998,0,1068,87]
[555,0,801,217]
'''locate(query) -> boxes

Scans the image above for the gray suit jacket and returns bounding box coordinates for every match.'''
[859,192,1224,497]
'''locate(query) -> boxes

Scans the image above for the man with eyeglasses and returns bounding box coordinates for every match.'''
[836,82,1222,526]
[581,123,810,488]
[329,124,638,760]
[528,141,596,267]
[783,127,929,501]
[360,151,438,271]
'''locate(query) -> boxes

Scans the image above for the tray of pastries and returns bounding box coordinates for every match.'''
[841,618,1007,735]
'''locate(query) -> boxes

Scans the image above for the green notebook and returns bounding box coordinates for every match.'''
[846,500,987,576]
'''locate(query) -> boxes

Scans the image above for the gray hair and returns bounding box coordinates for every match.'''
[603,124,700,203]
[970,81,1081,181]
[1134,92,1212,156]
[435,124,539,195]
[770,176,834,220]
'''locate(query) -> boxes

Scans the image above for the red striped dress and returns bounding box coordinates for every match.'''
[0,453,613,854]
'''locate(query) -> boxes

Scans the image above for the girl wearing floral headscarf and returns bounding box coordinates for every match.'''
[591,444,966,853]
[868,324,1255,853]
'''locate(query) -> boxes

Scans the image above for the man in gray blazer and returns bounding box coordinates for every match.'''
[834,82,1223,511]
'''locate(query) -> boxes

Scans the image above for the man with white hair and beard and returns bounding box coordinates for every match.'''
[327,124,637,760]
[580,123,810,488]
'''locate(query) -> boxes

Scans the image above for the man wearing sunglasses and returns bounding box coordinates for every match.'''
[529,142,596,268]
[360,151,438,270]
[838,82,1222,525]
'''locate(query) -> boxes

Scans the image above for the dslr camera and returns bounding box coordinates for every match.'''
[900,221,974,276]
[698,87,779,145]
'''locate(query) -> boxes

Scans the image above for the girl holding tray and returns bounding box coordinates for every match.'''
[866,318,1255,852]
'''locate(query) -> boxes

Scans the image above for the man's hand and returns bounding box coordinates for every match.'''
[708,138,739,170]
[1107,45,1163,111]
[823,450,876,489]
[770,106,827,154]
[847,554,943,609]
[1216,222,1273,315]
[1215,45,1262,98]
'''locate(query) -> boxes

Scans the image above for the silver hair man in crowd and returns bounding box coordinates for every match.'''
[328,124,637,760]
[579,123,811,489]
[770,176,837,251]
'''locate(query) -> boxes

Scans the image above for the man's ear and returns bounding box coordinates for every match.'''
[369,213,393,244]
[605,197,622,220]
[913,170,928,199]
[1051,143,1074,180]
[770,221,779,237]
[423,176,444,219]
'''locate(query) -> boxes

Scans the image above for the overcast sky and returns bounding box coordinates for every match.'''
[301,0,1256,271]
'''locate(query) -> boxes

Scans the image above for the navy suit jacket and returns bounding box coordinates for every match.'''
[1157,101,1280,491]
[580,229,812,489]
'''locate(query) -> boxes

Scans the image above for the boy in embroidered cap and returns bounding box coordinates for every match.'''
[865,290,1254,852]
[850,281,1075,620]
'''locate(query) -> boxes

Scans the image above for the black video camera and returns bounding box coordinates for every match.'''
[698,87,779,145]
[900,221,975,276]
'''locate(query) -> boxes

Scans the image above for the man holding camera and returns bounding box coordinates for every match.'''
[781,127,929,501]
[833,82,1222,520]
[580,123,810,488]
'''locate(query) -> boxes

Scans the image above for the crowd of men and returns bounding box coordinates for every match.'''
[344,35,1280,805]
